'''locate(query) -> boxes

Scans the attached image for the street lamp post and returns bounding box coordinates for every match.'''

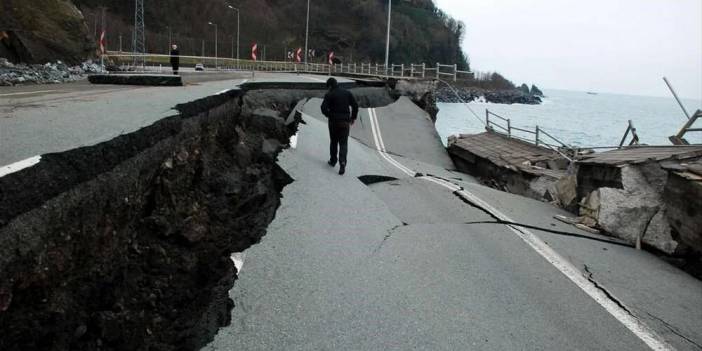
[304,0,310,66]
[227,5,240,63]
[208,21,218,68]
[384,0,392,71]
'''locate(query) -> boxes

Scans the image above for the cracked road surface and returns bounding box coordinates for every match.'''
[205,97,702,350]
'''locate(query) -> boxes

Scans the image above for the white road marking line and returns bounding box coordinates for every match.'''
[368,108,674,351]
[303,75,327,83]
[368,108,414,176]
[290,133,299,149]
[0,90,60,97]
[0,156,41,178]
[230,252,246,273]
[217,79,250,95]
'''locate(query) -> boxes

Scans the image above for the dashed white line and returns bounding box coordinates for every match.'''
[367,107,674,351]
[0,156,42,178]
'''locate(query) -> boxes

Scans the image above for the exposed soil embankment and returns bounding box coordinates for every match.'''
[0,80,429,350]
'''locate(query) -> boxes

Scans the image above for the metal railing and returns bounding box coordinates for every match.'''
[670,109,702,145]
[618,120,640,148]
[103,51,471,81]
[485,109,575,162]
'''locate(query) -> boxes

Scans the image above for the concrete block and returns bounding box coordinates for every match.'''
[88,74,183,86]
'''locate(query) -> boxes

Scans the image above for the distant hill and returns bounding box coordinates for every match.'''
[72,0,469,69]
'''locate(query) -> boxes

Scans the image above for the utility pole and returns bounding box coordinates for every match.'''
[208,22,218,68]
[100,6,106,67]
[132,0,145,67]
[227,5,240,62]
[304,0,310,66]
[384,0,392,69]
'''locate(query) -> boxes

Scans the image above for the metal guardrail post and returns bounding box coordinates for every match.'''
[486,109,490,128]
[422,63,426,78]
[401,64,405,77]
[535,126,540,146]
[618,121,632,149]
[436,62,440,79]
[507,119,512,137]
[453,64,458,82]
[663,77,692,119]
[411,64,414,77]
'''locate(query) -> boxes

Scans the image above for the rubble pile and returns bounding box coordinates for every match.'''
[0,58,104,86]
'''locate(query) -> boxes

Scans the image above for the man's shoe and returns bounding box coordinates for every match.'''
[328,159,337,167]
[338,164,346,175]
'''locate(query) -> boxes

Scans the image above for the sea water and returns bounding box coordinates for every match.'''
[435,89,702,148]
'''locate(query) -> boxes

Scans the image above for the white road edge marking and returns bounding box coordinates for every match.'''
[367,108,674,351]
[230,252,246,273]
[217,79,249,95]
[0,156,42,178]
[290,133,299,149]
[0,90,60,97]
[303,75,327,83]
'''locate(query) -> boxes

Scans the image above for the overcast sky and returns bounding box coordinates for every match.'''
[432,0,702,100]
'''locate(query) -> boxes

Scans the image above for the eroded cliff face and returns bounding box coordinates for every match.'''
[1,0,94,64]
[0,89,296,351]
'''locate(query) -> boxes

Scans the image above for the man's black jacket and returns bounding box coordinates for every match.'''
[170,49,180,65]
[321,87,359,121]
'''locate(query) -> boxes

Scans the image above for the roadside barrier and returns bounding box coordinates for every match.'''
[102,52,472,81]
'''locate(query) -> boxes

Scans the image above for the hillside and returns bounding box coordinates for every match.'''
[0,0,94,64]
[73,0,469,69]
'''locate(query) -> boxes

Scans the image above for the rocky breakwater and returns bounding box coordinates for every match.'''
[436,84,544,105]
[0,58,104,86]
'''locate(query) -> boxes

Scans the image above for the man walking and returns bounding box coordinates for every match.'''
[170,44,180,75]
[321,78,358,175]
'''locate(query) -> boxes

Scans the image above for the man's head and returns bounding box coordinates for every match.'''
[172,44,178,50]
[326,77,338,90]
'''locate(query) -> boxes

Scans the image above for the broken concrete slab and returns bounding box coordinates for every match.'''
[88,74,183,86]
[643,207,679,255]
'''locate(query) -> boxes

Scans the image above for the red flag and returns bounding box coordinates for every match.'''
[251,43,258,61]
[295,48,302,63]
[328,51,335,65]
[99,30,106,54]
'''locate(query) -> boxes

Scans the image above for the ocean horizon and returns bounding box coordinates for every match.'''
[436,89,702,148]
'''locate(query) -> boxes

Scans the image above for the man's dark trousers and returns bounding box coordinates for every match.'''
[329,119,351,166]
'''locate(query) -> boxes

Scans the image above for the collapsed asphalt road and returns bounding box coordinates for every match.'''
[204,97,702,351]
[0,74,701,350]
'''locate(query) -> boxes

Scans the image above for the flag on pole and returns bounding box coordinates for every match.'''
[295,48,302,63]
[251,43,258,61]
[328,51,335,65]
[99,30,106,54]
